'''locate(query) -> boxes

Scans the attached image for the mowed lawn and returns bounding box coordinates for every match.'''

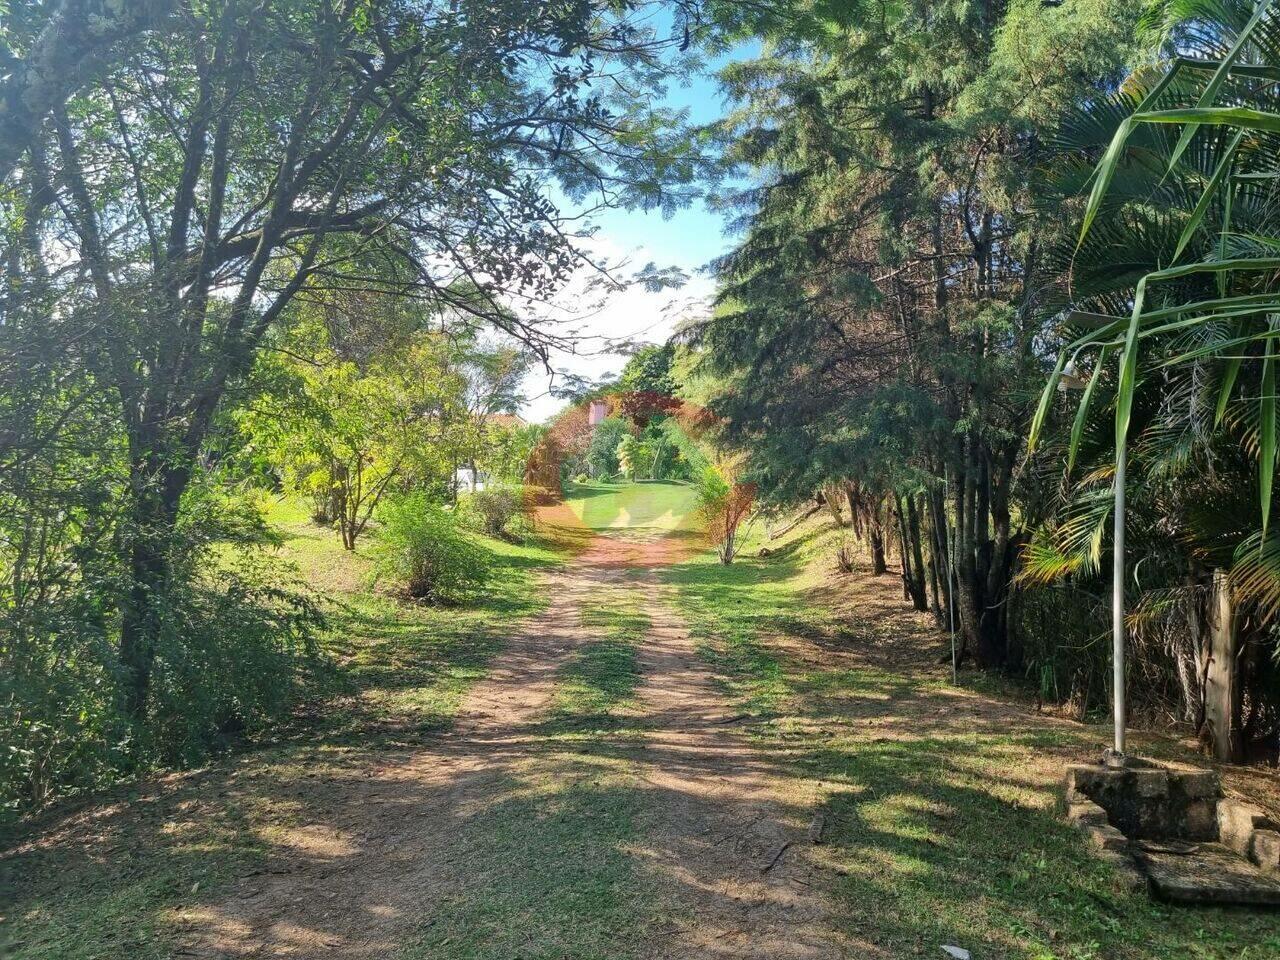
[562,480,700,540]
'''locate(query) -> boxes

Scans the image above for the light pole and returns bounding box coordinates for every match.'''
[1111,434,1127,761]
[1060,359,1127,763]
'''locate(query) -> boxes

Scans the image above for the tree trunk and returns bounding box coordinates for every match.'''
[927,530,943,625]
[975,446,1015,667]
[868,502,887,575]
[822,482,845,527]
[896,499,911,600]
[953,442,980,663]
[118,445,187,723]
[1204,569,1243,762]
[905,494,928,612]
[928,485,953,629]
[845,482,865,540]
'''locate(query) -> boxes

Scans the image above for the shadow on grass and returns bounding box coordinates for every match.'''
[9,523,1279,960]
[663,528,1280,958]
[0,531,564,960]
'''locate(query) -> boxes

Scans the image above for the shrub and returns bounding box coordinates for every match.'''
[0,489,325,820]
[137,496,328,768]
[695,466,756,564]
[374,494,490,603]
[833,532,860,574]
[459,485,525,539]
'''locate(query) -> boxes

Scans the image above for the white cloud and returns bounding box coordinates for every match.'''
[519,235,714,423]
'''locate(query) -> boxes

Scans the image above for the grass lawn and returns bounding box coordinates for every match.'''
[264,497,560,735]
[661,519,1280,960]
[544,591,649,733]
[561,480,699,541]
[0,497,560,960]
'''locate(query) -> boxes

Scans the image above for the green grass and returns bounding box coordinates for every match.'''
[562,480,699,540]
[266,498,560,734]
[0,496,560,960]
[13,500,1280,960]
[545,593,648,732]
[662,518,1280,960]
[400,766,666,960]
[660,521,824,718]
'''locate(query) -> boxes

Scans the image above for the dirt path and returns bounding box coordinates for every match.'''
[173,559,593,957]
[628,577,845,959]
[172,545,843,959]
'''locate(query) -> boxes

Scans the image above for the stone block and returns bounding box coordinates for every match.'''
[1250,829,1280,874]
[1067,801,1109,827]
[1172,769,1220,800]
[1218,799,1275,857]
[1065,764,1128,803]
[1064,764,1102,796]
[1085,823,1128,853]
[1130,769,1169,799]
[1182,799,1218,841]
[1138,842,1280,906]
[1065,785,1091,804]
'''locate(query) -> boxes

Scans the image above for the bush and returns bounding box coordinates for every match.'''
[0,490,325,820]
[374,494,491,603]
[459,485,525,540]
[696,466,755,564]
[833,532,860,574]
[145,556,326,766]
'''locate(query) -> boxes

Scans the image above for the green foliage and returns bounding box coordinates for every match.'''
[653,417,710,481]
[484,423,545,484]
[1023,1,1280,737]
[245,320,469,549]
[373,494,491,604]
[1,492,560,957]
[618,344,677,396]
[695,464,732,511]
[616,434,657,481]
[585,416,631,479]
[144,554,325,766]
[459,485,528,540]
[689,0,1225,681]
[0,485,325,819]
[0,0,703,813]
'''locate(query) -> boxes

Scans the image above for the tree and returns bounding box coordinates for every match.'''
[0,0,180,181]
[485,423,546,485]
[248,329,467,550]
[695,465,755,564]
[619,344,678,396]
[617,434,651,481]
[586,416,631,479]
[0,0,699,723]
[693,0,1142,665]
[1027,0,1280,757]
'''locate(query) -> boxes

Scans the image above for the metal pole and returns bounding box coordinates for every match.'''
[1112,417,1127,758]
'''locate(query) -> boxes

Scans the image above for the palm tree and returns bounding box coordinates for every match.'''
[1030,0,1280,760]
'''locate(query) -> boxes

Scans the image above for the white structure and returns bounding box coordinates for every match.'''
[588,399,608,426]
[454,466,487,493]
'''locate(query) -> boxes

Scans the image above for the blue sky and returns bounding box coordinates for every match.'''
[584,47,741,273]
[519,29,750,422]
